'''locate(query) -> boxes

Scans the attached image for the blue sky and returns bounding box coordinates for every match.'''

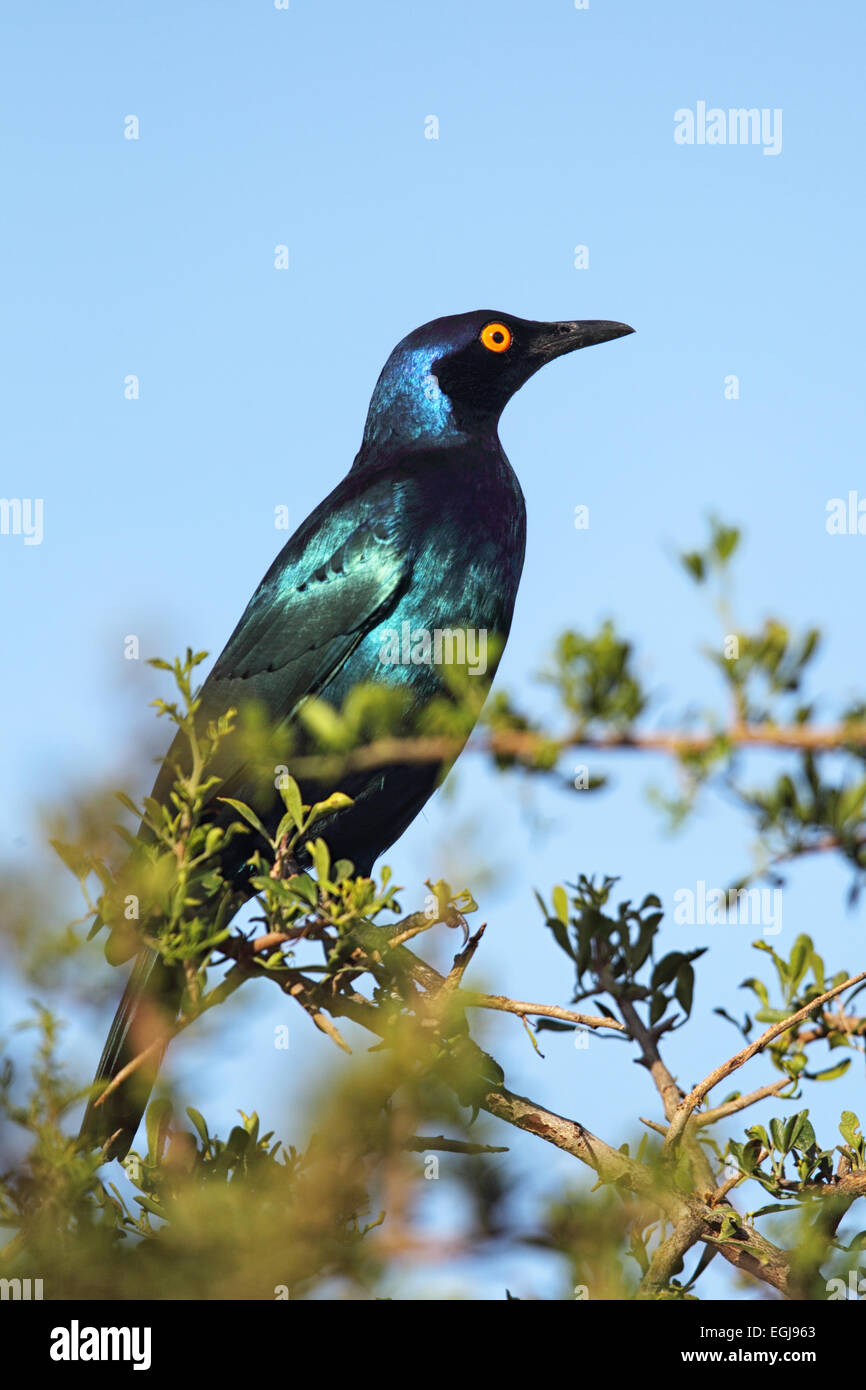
[1,0,865,1299]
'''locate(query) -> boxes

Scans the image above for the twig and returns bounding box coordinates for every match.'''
[695,1079,795,1127]
[711,1170,751,1205]
[664,969,866,1151]
[283,720,866,783]
[287,980,352,1053]
[461,991,624,1032]
[442,927,486,993]
[639,1117,667,1136]
[387,920,437,949]
[403,1135,508,1155]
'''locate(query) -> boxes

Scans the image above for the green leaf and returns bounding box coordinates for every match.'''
[114,791,142,818]
[204,826,224,856]
[754,1008,792,1024]
[717,1212,739,1241]
[837,781,866,825]
[675,963,695,1017]
[86,913,104,941]
[782,1112,802,1152]
[135,1194,169,1220]
[791,1116,816,1152]
[681,551,705,583]
[630,922,655,972]
[649,991,666,1026]
[711,523,740,564]
[651,952,684,989]
[278,776,305,830]
[840,1111,862,1146]
[787,937,811,991]
[145,1098,173,1164]
[291,874,318,907]
[807,1059,851,1082]
[738,1138,763,1174]
[309,791,353,823]
[783,1053,807,1076]
[274,812,298,847]
[549,919,576,960]
[185,1107,209,1149]
[593,1000,617,1020]
[746,1125,770,1151]
[552,885,569,927]
[49,839,90,880]
[639,893,662,911]
[217,797,269,843]
[225,1125,250,1157]
[307,837,331,885]
[740,976,769,1008]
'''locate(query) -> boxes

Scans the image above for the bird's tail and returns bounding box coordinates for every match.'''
[79,947,184,1161]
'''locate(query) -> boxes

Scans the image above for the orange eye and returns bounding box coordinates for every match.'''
[480,322,512,353]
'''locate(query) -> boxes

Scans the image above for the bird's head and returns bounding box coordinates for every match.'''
[358,310,634,457]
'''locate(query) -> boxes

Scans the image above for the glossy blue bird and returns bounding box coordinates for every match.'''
[82,309,633,1158]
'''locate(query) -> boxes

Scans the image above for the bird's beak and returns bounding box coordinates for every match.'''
[530,319,635,363]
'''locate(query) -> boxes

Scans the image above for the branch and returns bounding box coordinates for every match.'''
[348,917,623,1030]
[602,966,718,1193]
[106,915,804,1296]
[664,969,866,1151]
[695,1079,795,1127]
[461,991,624,1032]
[403,1135,508,1155]
[478,1076,794,1295]
[220,921,798,1296]
[636,1211,706,1299]
[284,720,866,782]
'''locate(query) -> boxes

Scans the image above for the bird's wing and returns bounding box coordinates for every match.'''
[209,504,409,697]
[147,486,414,812]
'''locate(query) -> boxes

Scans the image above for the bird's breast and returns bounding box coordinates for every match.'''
[325,452,526,708]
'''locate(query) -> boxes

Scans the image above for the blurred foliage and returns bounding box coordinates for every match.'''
[2,521,865,1300]
[1,1009,512,1299]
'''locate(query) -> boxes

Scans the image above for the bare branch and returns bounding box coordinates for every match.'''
[695,1079,795,1127]
[462,991,624,1032]
[403,1135,508,1155]
[665,969,866,1151]
[283,720,866,783]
